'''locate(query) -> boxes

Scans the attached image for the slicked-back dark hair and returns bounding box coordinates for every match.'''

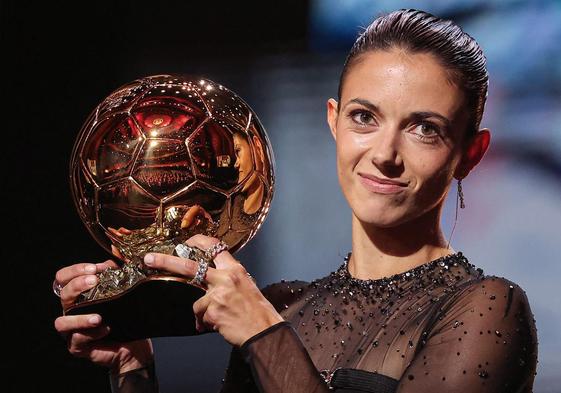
[338,9,488,141]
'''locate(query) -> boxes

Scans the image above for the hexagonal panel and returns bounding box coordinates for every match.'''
[71,163,97,227]
[97,179,160,233]
[96,79,151,120]
[197,79,250,131]
[187,119,240,191]
[132,139,195,197]
[82,114,143,184]
[131,82,209,140]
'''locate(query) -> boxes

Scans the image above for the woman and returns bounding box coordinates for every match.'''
[54,9,538,393]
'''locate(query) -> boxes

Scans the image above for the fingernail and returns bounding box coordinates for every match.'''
[84,264,96,274]
[89,315,101,324]
[144,254,155,266]
[85,276,97,286]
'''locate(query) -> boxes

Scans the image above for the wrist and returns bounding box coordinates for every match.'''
[112,340,154,375]
[240,311,285,347]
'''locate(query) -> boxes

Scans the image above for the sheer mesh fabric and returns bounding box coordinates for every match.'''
[223,251,538,393]
[109,251,538,392]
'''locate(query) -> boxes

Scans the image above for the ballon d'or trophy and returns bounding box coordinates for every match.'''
[66,75,275,341]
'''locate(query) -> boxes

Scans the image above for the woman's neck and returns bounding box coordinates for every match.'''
[348,206,454,280]
[242,176,264,215]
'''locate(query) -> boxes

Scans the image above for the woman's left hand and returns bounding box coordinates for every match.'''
[143,234,284,347]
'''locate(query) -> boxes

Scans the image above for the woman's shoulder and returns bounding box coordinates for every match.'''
[439,273,537,336]
[451,273,533,310]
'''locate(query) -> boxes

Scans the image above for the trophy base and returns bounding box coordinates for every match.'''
[65,277,205,342]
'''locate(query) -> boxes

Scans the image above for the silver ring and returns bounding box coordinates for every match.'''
[205,241,228,260]
[52,279,63,297]
[190,259,209,287]
[175,243,194,259]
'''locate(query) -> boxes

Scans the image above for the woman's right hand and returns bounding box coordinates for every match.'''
[53,260,154,374]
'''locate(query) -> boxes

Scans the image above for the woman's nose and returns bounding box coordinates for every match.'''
[368,126,403,169]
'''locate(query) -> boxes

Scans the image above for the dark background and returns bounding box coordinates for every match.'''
[3,2,308,392]
[3,1,560,392]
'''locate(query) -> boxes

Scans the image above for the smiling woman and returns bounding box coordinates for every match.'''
[54,8,537,393]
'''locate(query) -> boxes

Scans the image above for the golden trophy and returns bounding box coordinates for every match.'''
[65,75,274,341]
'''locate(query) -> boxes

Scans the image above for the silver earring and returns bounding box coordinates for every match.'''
[458,179,465,209]
[446,178,464,250]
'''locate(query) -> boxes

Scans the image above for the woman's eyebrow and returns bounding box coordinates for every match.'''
[343,98,380,112]
[410,111,452,128]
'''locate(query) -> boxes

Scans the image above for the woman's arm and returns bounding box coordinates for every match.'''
[395,276,538,393]
[220,281,330,393]
[240,321,330,393]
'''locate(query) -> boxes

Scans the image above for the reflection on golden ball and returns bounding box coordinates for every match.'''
[70,74,275,261]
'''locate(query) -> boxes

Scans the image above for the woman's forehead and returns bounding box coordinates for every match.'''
[341,49,466,119]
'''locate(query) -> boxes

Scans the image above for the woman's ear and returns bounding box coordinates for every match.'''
[454,128,491,179]
[327,98,339,141]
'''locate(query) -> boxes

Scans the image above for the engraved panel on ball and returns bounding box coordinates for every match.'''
[72,163,97,223]
[200,79,251,132]
[131,81,209,140]
[161,182,228,245]
[187,119,238,191]
[81,114,144,184]
[96,80,150,121]
[132,139,194,198]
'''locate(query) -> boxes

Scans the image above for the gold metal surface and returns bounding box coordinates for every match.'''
[67,75,275,334]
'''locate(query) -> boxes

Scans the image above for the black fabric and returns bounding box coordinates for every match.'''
[222,251,538,393]
[330,368,398,393]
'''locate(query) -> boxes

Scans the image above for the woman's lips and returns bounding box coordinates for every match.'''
[358,173,407,194]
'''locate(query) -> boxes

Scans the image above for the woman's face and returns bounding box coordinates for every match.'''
[328,48,482,228]
[233,132,253,184]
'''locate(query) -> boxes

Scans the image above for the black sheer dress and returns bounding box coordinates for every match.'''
[111,251,538,393]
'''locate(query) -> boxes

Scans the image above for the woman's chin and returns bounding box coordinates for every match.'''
[354,212,405,229]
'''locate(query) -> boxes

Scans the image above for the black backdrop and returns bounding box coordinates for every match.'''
[2,2,308,391]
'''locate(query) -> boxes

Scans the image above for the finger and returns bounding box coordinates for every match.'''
[184,234,239,269]
[181,205,200,229]
[54,314,103,335]
[193,293,211,320]
[95,259,119,272]
[55,259,118,286]
[143,253,217,282]
[55,263,98,287]
[69,325,111,347]
[193,293,212,332]
[67,325,111,357]
[202,303,219,331]
[60,274,99,308]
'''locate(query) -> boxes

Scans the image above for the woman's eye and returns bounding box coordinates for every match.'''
[412,123,440,142]
[349,110,375,126]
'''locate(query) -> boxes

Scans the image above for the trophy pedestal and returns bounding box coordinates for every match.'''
[65,278,205,342]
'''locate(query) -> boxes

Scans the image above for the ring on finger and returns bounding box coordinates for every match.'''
[190,259,209,287]
[205,241,229,260]
[53,279,64,297]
